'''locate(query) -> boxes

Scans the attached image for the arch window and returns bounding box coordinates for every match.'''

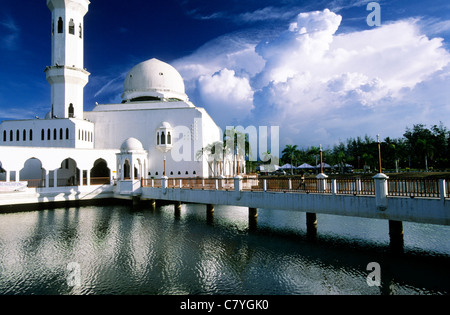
[68,104,74,118]
[156,122,173,153]
[57,17,63,34]
[66,128,69,140]
[79,23,82,38]
[10,130,13,141]
[41,129,45,141]
[23,129,26,141]
[60,128,63,140]
[47,129,51,140]
[54,128,57,140]
[69,19,75,35]
[3,130,6,142]
[16,130,20,141]
[30,129,33,141]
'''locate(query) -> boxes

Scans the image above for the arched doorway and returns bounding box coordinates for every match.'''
[90,159,111,185]
[123,159,131,180]
[57,158,79,186]
[20,158,45,188]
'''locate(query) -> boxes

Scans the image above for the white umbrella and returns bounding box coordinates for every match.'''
[280,163,294,169]
[297,163,314,169]
[316,163,331,168]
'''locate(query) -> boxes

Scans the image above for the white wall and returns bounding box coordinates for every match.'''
[85,103,222,178]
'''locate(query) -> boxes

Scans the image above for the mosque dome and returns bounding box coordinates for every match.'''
[122,58,188,103]
[120,137,145,153]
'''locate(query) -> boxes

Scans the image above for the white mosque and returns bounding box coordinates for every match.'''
[0,0,244,193]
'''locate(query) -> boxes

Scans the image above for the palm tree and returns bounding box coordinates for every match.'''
[282,144,299,174]
[416,138,435,171]
[196,141,225,176]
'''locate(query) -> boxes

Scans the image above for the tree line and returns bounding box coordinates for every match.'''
[280,123,450,172]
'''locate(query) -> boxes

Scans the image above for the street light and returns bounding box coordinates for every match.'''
[377,135,382,174]
[320,144,324,174]
[164,155,166,177]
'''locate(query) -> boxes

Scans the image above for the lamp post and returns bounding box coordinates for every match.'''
[377,135,382,174]
[164,155,166,177]
[319,144,324,174]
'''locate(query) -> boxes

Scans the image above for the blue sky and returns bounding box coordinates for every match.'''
[1,0,450,149]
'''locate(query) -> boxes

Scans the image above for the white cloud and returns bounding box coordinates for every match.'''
[174,9,450,149]
[197,68,254,124]
[0,15,20,51]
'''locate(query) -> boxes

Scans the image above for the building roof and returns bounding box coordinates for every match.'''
[122,58,188,103]
[120,137,145,153]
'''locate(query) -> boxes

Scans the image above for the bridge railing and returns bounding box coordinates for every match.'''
[141,176,448,199]
[387,178,441,198]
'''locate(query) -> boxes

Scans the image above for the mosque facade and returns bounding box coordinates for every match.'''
[0,0,244,192]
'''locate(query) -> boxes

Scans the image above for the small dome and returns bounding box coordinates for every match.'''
[120,137,144,153]
[122,58,188,103]
[158,121,172,129]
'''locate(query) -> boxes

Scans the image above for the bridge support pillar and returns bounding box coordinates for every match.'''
[306,212,317,239]
[249,207,258,230]
[207,204,214,225]
[389,220,404,253]
[175,201,182,217]
[149,199,156,211]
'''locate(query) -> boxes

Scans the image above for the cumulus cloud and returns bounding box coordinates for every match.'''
[197,68,254,124]
[174,8,450,148]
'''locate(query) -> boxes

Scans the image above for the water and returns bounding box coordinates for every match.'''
[0,203,449,295]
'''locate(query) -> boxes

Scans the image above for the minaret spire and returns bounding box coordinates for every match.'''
[45,0,90,119]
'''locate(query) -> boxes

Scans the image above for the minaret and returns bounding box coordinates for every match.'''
[45,0,90,120]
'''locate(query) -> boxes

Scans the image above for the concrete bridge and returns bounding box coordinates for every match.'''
[133,174,450,251]
[1,173,449,252]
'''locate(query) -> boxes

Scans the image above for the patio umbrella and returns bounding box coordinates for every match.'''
[297,163,314,169]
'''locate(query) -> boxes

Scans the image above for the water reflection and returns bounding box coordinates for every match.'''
[0,204,449,295]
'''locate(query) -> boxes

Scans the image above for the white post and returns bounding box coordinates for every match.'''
[234,175,243,192]
[316,173,328,192]
[217,175,224,190]
[162,176,168,194]
[263,179,267,192]
[356,178,362,194]
[45,170,50,188]
[15,170,20,183]
[79,169,84,186]
[130,159,135,181]
[5,170,10,183]
[54,169,58,187]
[86,170,91,186]
[439,179,446,202]
[373,173,389,211]
[234,175,243,200]
[332,179,337,196]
